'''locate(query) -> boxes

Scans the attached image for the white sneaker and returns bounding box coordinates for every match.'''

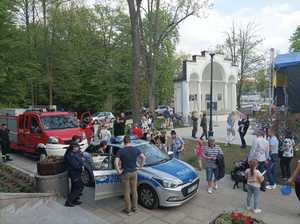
[246,206,251,211]
[266,185,273,190]
[208,188,213,194]
[213,184,218,190]
[272,184,277,189]
[254,209,262,214]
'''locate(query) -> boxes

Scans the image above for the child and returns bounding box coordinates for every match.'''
[194,139,210,171]
[245,160,264,213]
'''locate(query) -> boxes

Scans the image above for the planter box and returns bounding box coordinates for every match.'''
[37,158,66,176]
[210,212,267,224]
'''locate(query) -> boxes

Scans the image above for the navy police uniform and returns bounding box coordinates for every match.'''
[64,143,84,207]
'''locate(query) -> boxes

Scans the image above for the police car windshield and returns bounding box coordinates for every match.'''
[137,143,170,166]
[42,115,78,130]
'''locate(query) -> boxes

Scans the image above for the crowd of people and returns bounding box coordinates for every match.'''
[192,110,300,215]
[1,108,299,216]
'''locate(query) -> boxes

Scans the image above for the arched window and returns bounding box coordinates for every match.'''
[202,62,225,81]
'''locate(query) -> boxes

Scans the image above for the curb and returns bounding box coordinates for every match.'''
[0,192,58,200]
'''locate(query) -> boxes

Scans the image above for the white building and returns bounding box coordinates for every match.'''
[174,51,238,120]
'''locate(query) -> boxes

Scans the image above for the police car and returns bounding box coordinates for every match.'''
[82,137,199,209]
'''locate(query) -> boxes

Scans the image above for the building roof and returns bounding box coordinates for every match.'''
[275,52,300,70]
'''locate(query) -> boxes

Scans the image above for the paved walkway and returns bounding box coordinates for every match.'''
[3,152,300,224]
[76,172,299,224]
[0,196,108,224]
[175,120,255,146]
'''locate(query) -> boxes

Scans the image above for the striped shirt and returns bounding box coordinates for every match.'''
[204,145,223,168]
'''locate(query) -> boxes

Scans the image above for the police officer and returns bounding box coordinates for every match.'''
[64,141,84,207]
[0,124,13,162]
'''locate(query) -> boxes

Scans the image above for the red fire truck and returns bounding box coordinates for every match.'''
[0,108,93,156]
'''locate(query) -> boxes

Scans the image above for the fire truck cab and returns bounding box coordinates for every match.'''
[0,108,93,156]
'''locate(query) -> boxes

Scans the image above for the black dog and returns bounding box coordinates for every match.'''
[231,160,248,192]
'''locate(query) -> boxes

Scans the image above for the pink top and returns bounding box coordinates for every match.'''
[195,146,204,157]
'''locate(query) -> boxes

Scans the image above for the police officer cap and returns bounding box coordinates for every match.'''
[70,142,80,149]
[72,135,81,143]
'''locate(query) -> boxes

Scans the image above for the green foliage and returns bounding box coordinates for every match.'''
[241,82,256,93]
[290,25,300,52]
[0,1,178,112]
[256,69,268,96]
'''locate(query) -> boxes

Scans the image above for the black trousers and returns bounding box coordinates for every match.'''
[1,141,10,156]
[295,181,300,202]
[67,171,84,203]
[200,127,208,140]
[280,157,292,178]
[239,131,246,147]
[192,126,197,138]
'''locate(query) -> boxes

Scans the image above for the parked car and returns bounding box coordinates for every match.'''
[82,137,199,209]
[92,112,115,122]
[155,105,172,116]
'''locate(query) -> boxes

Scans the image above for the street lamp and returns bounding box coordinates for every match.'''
[208,53,215,137]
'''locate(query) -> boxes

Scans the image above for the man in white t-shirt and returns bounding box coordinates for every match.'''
[248,129,269,191]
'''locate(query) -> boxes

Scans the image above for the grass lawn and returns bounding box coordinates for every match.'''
[181,138,300,184]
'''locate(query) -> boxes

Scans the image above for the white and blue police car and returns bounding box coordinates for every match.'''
[83,137,199,209]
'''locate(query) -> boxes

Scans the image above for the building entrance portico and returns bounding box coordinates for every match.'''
[174,51,238,121]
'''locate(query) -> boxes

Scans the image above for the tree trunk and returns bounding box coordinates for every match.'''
[24,0,30,29]
[148,58,156,113]
[147,0,160,113]
[32,0,35,24]
[127,0,141,123]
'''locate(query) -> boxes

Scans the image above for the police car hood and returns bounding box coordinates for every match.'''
[143,159,198,184]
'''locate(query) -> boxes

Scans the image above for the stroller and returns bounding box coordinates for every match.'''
[231,160,248,192]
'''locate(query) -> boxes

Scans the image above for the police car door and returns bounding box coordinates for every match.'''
[94,156,123,200]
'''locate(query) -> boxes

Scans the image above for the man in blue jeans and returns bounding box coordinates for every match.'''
[266,130,279,190]
[204,136,223,194]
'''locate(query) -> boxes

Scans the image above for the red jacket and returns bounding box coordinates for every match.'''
[132,127,143,139]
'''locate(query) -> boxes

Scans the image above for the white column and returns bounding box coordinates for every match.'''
[197,81,201,112]
[224,82,228,111]
[232,83,237,110]
[182,81,189,122]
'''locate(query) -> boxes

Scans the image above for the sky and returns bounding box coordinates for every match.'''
[177,0,300,54]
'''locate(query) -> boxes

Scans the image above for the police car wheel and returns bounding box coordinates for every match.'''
[81,168,94,187]
[138,185,159,209]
